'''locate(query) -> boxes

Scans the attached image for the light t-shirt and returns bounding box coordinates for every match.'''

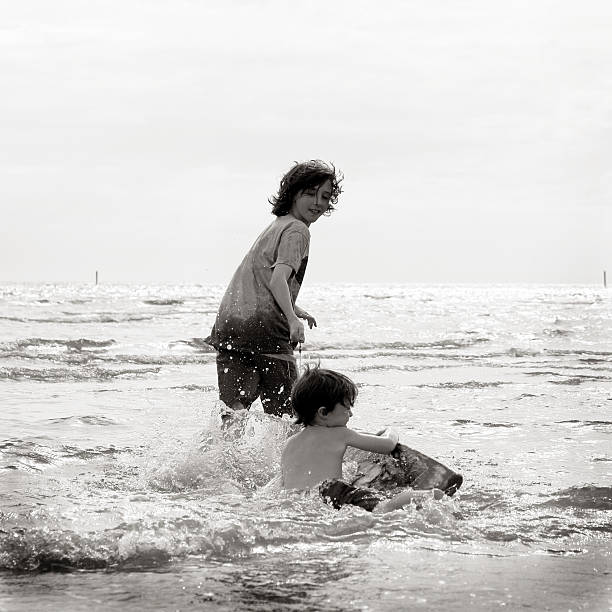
[207,216,310,355]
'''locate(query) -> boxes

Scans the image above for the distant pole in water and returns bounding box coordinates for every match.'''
[604,270,607,288]
[95,270,98,285]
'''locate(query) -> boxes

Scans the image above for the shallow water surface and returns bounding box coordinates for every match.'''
[1,283,611,610]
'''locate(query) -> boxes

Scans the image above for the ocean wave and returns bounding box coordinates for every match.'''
[114,354,215,366]
[69,339,115,350]
[0,438,121,470]
[310,338,491,351]
[9,336,578,363]
[547,349,612,358]
[542,486,612,511]
[0,439,59,471]
[143,299,185,306]
[540,299,600,305]
[0,493,461,572]
[542,328,573,337]
[46,415,117,427]
[0,314,153,324]
[450,419,520,427]
[60,445,122,460]
[505,348,541,358]
[542,548,592,556]
[0,337,217,367]
[481,529,521,543]
[0,337,115,353]
[1,352,110,366]
[458,487,612,543]
[170,338,216,352]
[549,375,611,385]
[0,366,161,382]
[417,381,510,389]
[163,384,217,392]
[351,363,449,373]
[579,357,609,364]
[556,420,612,430]
[316,346,572,363]
[0,343,114,365]
[0,527,156,571]
[526,371,611,384]
[0,512,305,571]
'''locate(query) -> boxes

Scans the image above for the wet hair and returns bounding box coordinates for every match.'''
[291,365,358,426]
[269,160,343,217]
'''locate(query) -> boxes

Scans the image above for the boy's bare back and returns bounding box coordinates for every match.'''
[281,426,348,490]
[281,425,398,490]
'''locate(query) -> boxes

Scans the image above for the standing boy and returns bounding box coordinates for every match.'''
[282,366,443,513]
[206,161,343,418]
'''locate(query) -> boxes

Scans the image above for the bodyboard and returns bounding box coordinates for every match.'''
[348,443,463,496]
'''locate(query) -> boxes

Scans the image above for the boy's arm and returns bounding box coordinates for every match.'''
[294,305,317,329]
[270,264,304,343]
[344,427,399,455]
[374,427,399,445]
[374,488,445,513]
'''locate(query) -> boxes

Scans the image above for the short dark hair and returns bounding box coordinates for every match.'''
[291,365,358,426]
[269,160,343,217]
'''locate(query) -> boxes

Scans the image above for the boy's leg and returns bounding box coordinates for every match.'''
[374,488,445,513]
[216,350,260,411]
[256,354,297,417]
[319,479,381,512]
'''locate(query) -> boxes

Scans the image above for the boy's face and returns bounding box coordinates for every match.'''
[290,179,333,226]
[323,401,353,427]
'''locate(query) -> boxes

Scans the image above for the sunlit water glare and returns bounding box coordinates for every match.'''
[1,283,611,611]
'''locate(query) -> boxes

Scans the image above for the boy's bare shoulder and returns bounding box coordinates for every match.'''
[283,426,351,447]
[315,425,352,438]
[282,429,301,451]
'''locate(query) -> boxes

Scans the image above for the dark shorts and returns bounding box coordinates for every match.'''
[319,479,382,512]
[216,349,297,416]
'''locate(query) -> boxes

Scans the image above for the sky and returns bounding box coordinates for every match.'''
[1,0,611,285]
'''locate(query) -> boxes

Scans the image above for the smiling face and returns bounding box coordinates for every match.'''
[289,178,333,226]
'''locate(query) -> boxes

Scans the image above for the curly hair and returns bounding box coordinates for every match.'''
[291,365,358,426]
[269,160,343,217]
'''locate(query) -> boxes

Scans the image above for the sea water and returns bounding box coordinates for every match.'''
[0,283,610,611]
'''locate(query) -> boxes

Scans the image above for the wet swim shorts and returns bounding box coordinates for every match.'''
[319,479,382,512]
[216,349,297,416]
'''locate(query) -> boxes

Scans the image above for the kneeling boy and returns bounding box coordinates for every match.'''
[281,366,443,513]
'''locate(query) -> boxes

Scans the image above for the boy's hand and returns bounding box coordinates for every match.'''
[289,318,305,343]
[376,427,399,447]
[295,306,317,329]
[302,312,317,329]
